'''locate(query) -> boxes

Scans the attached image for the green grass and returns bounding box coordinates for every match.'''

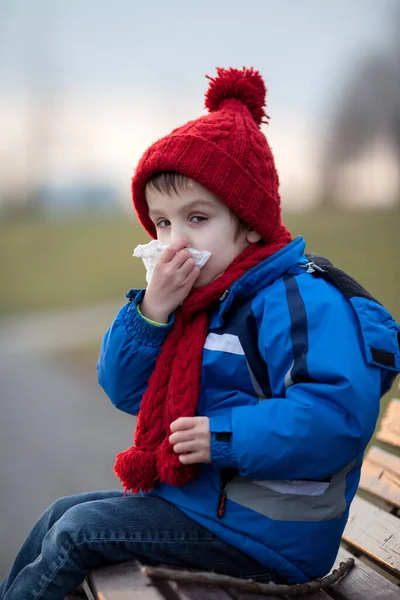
[1,209,398,318]
[0,215,149,315]
[2,209,398,448]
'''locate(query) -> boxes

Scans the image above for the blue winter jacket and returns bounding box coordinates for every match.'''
[97,236,400,583]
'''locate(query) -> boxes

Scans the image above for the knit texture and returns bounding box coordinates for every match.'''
[114,233,291,493]
[132,67,282,243]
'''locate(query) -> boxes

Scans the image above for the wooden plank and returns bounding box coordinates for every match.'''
[84,560,164,600]
[174,581,233,600]
[376,399,400,447]
[366,446,400,477]
[342,496,400,578]
[327,546,400,600]
[231,588,331,600]
[359,460,400,508]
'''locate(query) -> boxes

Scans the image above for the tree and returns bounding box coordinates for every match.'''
[322,11,400,208]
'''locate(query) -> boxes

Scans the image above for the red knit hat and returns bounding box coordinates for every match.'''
[132,67,282,242]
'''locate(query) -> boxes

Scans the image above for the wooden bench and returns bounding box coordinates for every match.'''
[77,392,400,600]
[376,399,400,448]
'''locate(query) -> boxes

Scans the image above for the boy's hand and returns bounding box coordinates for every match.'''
[169,417,211,464]
[140,239,200,323]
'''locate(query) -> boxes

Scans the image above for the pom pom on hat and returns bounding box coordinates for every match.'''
[132,66,285,242]
[205,67,269,127]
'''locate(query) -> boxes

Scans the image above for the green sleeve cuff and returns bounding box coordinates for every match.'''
[137,303,169,327]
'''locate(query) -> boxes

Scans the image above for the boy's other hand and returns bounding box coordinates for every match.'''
[169,417,211,464]
[140,239,200,323]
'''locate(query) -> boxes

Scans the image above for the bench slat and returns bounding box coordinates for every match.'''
[84,560,163,600]
[188,578,332,600]
[342,496,400,578]
[175,582,234,600]
[366,446,400,476]
[232,588,331,600]
[359,459,400,508]
[328,547,400,600]
[376,399,400,447]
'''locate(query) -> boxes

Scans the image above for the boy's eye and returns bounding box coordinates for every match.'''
[156,219,170,228]
[191,216,207,223]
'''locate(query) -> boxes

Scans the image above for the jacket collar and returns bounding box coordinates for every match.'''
[211,236,306,326]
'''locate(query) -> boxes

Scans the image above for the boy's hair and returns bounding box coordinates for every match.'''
[146,171,248,240]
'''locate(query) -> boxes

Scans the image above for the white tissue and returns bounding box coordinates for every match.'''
[133,240,211,283]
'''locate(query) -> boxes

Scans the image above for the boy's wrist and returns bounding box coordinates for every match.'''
[123,290,174,346]
[136,304,168,327]
[140,297,169,324]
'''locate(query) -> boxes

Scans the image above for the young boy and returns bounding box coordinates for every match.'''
[1,67,399,600]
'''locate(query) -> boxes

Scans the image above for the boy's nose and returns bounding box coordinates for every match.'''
[170,226,190,246]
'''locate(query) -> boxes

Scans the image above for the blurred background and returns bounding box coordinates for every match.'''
[0,0,399,578]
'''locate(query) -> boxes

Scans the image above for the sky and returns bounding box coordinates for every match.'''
[0,0,398,208]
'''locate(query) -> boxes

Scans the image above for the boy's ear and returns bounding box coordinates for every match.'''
[246,228,262,243]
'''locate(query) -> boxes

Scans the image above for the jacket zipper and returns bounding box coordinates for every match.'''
[217,468,237,519]
[217,485,228,519]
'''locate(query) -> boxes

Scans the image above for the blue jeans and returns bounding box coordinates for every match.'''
[0,491,279,600]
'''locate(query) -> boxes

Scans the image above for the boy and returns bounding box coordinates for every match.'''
[1,67,399,599]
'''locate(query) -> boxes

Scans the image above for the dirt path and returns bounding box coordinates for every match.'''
[0,300,135,578]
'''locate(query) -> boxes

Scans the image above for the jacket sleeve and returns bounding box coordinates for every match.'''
[97,289,174,415]
[209,275,382,480]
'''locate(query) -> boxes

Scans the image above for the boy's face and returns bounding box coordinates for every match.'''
[146,179,261,287]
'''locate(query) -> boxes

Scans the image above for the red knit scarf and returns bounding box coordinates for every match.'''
[114,226,292,493]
